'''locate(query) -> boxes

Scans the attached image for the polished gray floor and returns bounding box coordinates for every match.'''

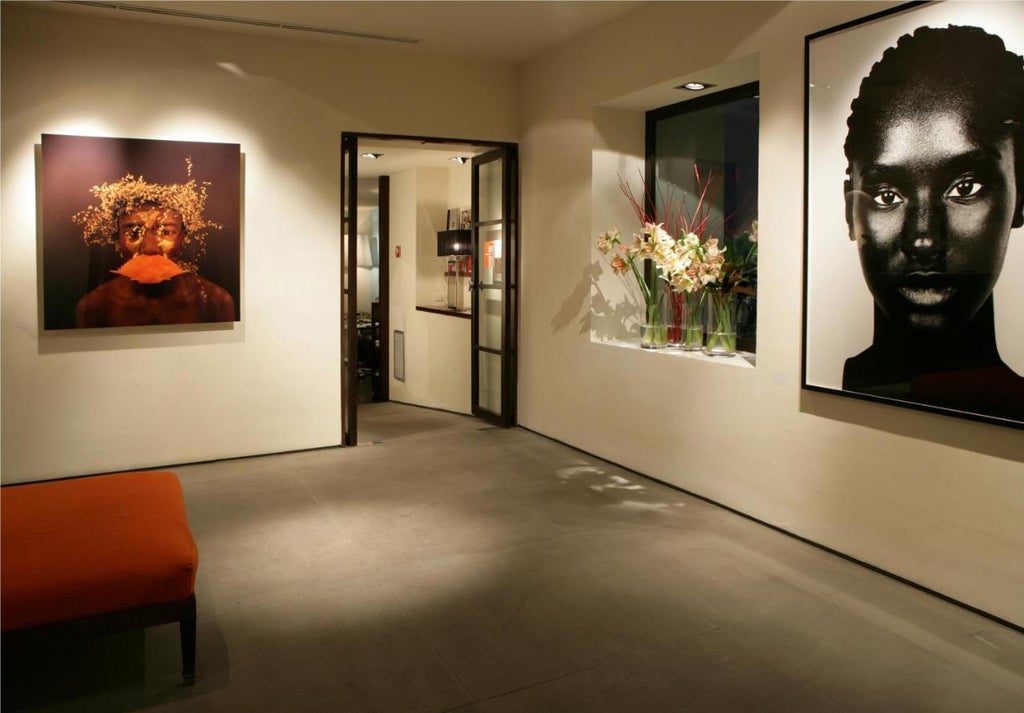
[4,402,1023,712]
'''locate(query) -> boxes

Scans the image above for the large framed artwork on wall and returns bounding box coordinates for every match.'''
[41,134,241,330]
[802,1,1024,428]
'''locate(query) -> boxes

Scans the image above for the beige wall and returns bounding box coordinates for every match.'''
[517,1,1024,626]
[0,4,512,479]
[389,167,472,413]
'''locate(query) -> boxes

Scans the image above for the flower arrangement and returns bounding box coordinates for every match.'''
[702,217,758,354]
[596,222,674,347]
[718,219,758,295]
[597,166,758,354]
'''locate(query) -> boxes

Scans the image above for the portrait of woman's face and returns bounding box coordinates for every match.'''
[845,100,1018,335]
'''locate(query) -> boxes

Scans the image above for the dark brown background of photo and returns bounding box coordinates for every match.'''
[40,134,241,330]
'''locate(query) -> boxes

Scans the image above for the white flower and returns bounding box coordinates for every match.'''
[597,228,620,254]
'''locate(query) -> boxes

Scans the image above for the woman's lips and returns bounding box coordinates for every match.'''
[898,286,955,306]
[897,272,956,307]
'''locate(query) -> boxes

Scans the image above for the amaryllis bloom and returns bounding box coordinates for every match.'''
[609,255,628,273]
[597,229,620,254]
[630,235,653,260]
[671,272,698,293]
[652,242,674,264]
[643,222,673,247]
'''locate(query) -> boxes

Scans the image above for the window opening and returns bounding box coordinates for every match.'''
[646,83,759,353]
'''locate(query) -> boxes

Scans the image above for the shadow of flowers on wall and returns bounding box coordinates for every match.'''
[549,260,639,341]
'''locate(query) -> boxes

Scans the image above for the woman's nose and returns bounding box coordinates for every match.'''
[902,196,945,265]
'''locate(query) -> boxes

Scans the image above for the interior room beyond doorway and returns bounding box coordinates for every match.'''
[345,135,517,446]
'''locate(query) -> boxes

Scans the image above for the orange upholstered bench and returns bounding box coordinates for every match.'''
[1,470,199,684]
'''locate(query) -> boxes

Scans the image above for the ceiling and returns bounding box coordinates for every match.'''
[353,138,496,208]
[355,139,492,179]
[36,0,647,64]
[29,1,648,204]
[32,1,738,209]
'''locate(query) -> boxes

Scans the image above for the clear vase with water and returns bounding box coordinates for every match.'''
[704,290,737,356]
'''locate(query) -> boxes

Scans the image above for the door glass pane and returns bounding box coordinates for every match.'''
[478,224,504,287]
[480,294,503,351]
[478,351,502,414]
[479,223,503,350]
[478,158,502,222]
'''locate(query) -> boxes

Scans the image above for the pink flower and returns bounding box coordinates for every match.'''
[609,255,628,273]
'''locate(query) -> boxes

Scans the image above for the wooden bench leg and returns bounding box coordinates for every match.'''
[179,595,197,685]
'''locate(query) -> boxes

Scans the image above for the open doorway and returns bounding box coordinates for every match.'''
[341,133,519,446]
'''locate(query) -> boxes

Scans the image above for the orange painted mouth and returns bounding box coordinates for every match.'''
[112,255,188,284]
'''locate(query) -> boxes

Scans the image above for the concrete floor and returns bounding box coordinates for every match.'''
[3,402,1023,712]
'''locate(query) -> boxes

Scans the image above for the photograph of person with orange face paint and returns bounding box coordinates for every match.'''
[41,134,240,330]
[803,2,1024,428]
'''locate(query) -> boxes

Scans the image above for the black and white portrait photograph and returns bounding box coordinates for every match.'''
[803,1,1024,428]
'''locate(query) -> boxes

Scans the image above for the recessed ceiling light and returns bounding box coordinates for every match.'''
[677,81,714,91]
[449,156,469,165]
[360,152,382,159]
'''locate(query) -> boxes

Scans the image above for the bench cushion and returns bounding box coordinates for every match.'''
[1,471,198,632]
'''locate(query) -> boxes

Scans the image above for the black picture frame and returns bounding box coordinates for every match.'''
[802,1,1024,429]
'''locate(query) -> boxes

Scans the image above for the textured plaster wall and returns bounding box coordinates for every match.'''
[517,1,1024,625]
[0,5,512,480]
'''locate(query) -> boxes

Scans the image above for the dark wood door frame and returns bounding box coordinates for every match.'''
[470,147,518,428]
[340,131,519,446]
[376,175,390,403]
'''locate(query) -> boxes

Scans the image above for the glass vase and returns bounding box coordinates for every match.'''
[666,291,684,347]
[704,290,738,356]
[680,290,704,351]
[640,301,668,349]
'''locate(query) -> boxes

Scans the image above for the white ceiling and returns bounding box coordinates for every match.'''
[32,1,746,208]
[353,138,499,207]
[356,139,491,178]
[35,0,647,64]
[29,1,647,203]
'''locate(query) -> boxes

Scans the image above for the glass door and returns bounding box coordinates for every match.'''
[341,133,358,445]
[471,148,517,426]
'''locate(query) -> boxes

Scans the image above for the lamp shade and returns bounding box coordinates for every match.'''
[437,229,472,257]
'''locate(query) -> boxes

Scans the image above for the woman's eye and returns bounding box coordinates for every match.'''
[946,179,983,200]
[872,188,904,207]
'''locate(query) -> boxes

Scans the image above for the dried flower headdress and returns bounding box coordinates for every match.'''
[72,158,220,254]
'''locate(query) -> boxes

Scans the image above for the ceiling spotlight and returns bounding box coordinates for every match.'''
[360,152,382,159]
[677,81,714,91]
[449,156,469,165]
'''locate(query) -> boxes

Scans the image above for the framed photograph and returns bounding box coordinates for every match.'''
[40,134,241,330]
[447,208,460,230]
[802,1,1024,428]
